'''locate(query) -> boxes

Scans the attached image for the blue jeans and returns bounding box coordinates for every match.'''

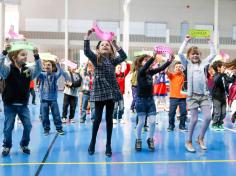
[130,86,137,110]
[168,98,187,128]
[41,100,62,131]
[113,97,124,120]
[81,94,95,121]
[3,105,32,148]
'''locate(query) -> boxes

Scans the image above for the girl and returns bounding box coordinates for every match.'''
[135,54,174,151]
[84,29,127,157]
[178,35,216,152]
[0,42,42,156]
[38,59,67,135]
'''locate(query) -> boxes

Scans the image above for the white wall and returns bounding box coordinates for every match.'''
[18,0,236,37]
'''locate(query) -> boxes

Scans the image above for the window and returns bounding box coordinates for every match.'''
[145,22,166,37]
[233,26,236,40]
[180,21,189,39]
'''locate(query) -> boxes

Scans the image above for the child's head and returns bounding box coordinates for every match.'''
[224,59,236,74]
[87,61,94,73]
[212,60,224,73]
[116,64,122,73]
[96,40,115,63]
[135,54,151,70]
[8,49,27,67]
[174,61,184,73]
[187,46,201,64]
[208,64,215,76]
[44,60,56,73]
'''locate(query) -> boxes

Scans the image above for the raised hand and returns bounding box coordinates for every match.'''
[111,40,120,50]
[185,35,192,42]
[33,47,39,55]
[87,29,94,37]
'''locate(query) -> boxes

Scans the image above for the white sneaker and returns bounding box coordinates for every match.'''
[70,119,75,123]
[119,119,125,124]
[113,119,117,124]
[62,118,67,123]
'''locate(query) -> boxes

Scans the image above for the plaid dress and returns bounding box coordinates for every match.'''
[84,40,127,102]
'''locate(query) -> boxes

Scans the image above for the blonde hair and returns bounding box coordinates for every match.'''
[187,46,201,59]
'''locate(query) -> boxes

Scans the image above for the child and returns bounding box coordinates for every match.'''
[166,61,187,132]
[0,42,42,156]
[130,61,138,113]
[113,62,130,124]
[211,60,232,130]
[62,65,82,123]
[80,61,95,123]
[38,59,67,136]
[84,29,127,157]
[178,35,216,152]
[135,54,174,151]
[224,59,236,123]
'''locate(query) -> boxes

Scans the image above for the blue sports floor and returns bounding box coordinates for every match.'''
[0,92,236,176]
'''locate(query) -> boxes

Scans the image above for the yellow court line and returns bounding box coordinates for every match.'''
[1,160,236,166]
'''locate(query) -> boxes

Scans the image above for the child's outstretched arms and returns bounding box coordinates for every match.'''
[204,38,217,64]
[150,55,175,75]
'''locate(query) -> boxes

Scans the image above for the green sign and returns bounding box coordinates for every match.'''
[188,29,211,38]
[8,41,35,52]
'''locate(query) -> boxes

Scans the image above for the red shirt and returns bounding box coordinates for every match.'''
[29,80,35,89]
[116,64,130,94]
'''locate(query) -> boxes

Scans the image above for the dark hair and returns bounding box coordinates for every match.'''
[44,60,57,72]
[174,61,182,66]
[212,60,223,72]
[96,41,115,64]
[134,54,149,71]
[8,49,25,64]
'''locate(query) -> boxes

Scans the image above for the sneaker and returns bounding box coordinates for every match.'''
[62,118,67,123]
[32,102,36,105]
[185,141,196,153]
[147,138,155,151]
[113,119,117,124]
[119,119,125,124]
[167,126,174,132]
[179,126,188,132]
[105,145,112,157]
[211,124,220,131]
[88,144,95,155]
[20,145,30,154]
[135,139,142,151]
[218,124,225,131]
[80,119,85,123]
[2,147,10,157]
[44,130,50,136]
[57,129,65,135]
[70,119,75,123]
[196,136,207,150]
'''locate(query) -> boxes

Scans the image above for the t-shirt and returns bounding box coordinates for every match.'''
[167,71,187,99]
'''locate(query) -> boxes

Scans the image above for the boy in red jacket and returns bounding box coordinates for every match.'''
[113,62,130,124]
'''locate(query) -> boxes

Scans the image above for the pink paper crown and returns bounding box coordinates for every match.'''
[154,45,173,55]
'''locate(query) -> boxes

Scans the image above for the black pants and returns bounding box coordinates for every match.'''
[62,94,78,119]
[30,88,36,104]
[90,100,114,148]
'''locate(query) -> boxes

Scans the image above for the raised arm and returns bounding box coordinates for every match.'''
[203,40,217,65]
[178,35,191,68]
[139,57,155,76]
[124,63,131,77]
[84,29,97,66]
[0,50,10,79]
[28,48,42,80]
[111,40,128,66]
[149,60,172,76]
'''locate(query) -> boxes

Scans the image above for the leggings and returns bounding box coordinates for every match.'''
[187,106,211,142]
[136,115,156,139]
